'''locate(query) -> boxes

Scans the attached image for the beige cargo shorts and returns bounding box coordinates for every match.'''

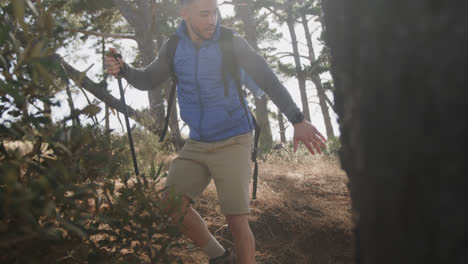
[164,132,253,215]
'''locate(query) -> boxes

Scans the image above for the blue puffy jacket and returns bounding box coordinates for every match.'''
[123,21,303,142]
[173,20,253,142]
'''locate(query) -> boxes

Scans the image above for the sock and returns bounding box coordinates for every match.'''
[201,234,226,259]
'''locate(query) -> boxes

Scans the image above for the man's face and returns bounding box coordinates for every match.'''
[181,0,219,41]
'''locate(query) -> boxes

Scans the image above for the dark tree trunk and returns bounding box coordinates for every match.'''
[322,0,468,263]
[113,0,183,149]
[43,101,52,123]
[102,37,110,141]
[286,14,311,122]
[135,31,165,133]
[235,0,273,152]
[301,13,334,138]
[65,83,80,127]
[113,0,165,132]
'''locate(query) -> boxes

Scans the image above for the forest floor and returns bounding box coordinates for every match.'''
[170,152,354,264]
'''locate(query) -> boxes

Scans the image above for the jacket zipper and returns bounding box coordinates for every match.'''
[195,47,205,139]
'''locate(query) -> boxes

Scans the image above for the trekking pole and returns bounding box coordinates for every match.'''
[111,52,139,176]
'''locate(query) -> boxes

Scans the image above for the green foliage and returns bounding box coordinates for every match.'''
[0,2,182,263]
[67,0,125,42]
[325,136,341,157]
[277,60,297,77]
[132,127,171,170]
[68,0,115,13]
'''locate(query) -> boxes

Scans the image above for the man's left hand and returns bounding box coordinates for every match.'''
[293,121,327,154]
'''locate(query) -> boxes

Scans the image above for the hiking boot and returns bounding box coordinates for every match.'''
[208,249,237,264]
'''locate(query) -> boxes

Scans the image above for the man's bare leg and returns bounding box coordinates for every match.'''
[167,196,226,258]
[226,214,255,264]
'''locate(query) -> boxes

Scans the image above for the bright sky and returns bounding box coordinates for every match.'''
[54,2,339,142]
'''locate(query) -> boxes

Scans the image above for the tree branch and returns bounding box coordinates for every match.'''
[55,55,154,133]
[273,51,310,61]
[262,6,286,21]
[324,93,336,113]
[113,0,140,28]
[220,1,252,7]
[255,0,306,23]
[68,28,136,40]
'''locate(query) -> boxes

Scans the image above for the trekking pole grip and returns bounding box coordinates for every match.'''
[111,52,123,79]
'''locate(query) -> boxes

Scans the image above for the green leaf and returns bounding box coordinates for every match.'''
[30,40,45,59]
[39,11,55,34]
[12,0,25,24]
[166,225,181,237]
[81,104,102,117]
[155,162,164,180]
[0,84,26,109]
[0,123,26,139]
[25,0,39,17]
[0,23,9,45]
[51,142,72,157]
[0,0,9,8]
[34,62,54,86]
[62,221,88,239]
[7,110,21,117]
[31,116,51,124]
[15,40,32,71]
[0,54,7,68]
[149,161,156,179]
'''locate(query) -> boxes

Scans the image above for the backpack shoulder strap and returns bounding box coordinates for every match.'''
[219,26,239,97]
[166,34,179,79]
[160,34,179,142]
[219,26,250,126]
[220,26,261,200]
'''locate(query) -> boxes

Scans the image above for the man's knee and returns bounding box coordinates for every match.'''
[226,214,249,232]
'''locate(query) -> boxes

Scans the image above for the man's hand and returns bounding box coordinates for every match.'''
[105,48,125,77]
[293,120,327,154]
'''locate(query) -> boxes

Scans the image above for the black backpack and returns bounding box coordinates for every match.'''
[160,26,261,200]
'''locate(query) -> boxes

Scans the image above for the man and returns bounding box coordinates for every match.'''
[105,0,326,263]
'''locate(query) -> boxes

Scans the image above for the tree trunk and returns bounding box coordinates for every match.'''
[102,37,110,141]
[323,0,468,263]
[135,32,165,133]
[235,0,273,152]
[43,101,52,123]
[286,14,311,122]
[113,0,165,132]
[65,83,80,127]
[301,13,334,138]
[277,108,286,143]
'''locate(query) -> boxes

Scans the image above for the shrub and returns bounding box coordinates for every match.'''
[0,2,182,262]
[325,136,341,157]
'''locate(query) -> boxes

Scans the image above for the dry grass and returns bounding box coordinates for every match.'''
[171,148,354,264]
[3,140,352,263]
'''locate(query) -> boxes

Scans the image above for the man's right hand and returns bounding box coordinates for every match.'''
[105,48,125,77]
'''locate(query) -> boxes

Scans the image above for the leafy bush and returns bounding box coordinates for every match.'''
[1,2,182,263]
[325,136,341,157]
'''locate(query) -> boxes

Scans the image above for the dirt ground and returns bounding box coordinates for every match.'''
[172,153,354,264]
